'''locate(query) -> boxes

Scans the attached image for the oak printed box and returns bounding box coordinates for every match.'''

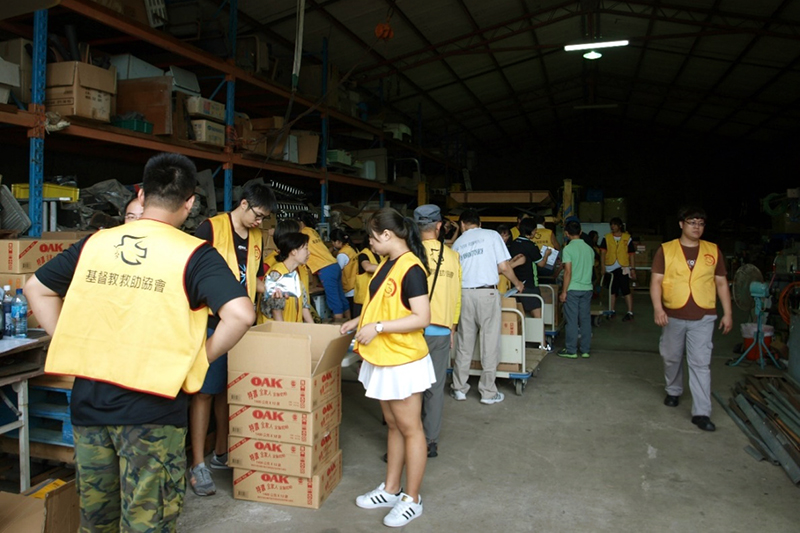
[1,239,78,273]
[232,450,342,509]
[227,366,341,412]
[229,395,341,446]
[228,426,339,477]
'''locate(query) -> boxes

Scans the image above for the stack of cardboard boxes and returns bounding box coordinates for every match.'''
[226,322,353,509]
[633,236,663,291]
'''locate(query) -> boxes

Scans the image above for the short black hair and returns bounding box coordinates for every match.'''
[609,217,624,227]
[273,219,301,242]
[565,220,582,237]
[241,182,276,212]
[519,217,537,237]
[142,153,197,211]
[296,211,317,228]
[459,208,481,226]
[678,205,706,222]
[275,232,309,262]
[496,224,510,234]
[330,228,350,243]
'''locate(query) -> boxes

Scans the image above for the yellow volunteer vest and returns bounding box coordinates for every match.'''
[259,255,310,324]
[354,248,380,305]
[301,226,336,273]
[510,226,520,241]
[356,252,429,366]
[339,244,359,292]
[45,220,210,397]
[208,213,262,303]
[269,261,304,322]
[533,227,553,251]
[604,232,632,267]
[424,239,462,328]
[498,275,511,295]
[661,239,718,310]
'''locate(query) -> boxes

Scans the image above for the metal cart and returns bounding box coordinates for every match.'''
[591,272,616,326]
[539,284,563,346]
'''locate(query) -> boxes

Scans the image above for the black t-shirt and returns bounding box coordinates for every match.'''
[507,237,542,287]
[195,218,264,328]
[358,251,371,275]
[368,255,428,309]
[35,233,247,427]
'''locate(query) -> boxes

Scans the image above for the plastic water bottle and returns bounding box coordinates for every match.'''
[2,286,13,338]
[12,288,28,338]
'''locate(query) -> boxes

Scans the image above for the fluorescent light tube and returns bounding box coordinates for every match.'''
[565,40,629,52]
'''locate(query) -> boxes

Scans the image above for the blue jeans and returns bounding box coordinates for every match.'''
[317,263,349,315]
[564,290,592,354]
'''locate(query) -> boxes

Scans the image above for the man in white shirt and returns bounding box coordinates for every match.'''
[451,209,524,405]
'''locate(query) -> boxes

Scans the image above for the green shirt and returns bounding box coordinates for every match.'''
[562,238,594,291]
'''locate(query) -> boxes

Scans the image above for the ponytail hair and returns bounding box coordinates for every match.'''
[367,207,429,274]
[330,227,350,244]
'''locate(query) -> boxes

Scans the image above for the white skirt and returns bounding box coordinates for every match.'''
[358,354,436,401]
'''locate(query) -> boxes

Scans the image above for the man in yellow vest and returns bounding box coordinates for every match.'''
[532,215,559,279]
[414,204,461,457]
[650,206,732,432]
[24,153,255,531]
[189,181,276,496]
[599,217,636,321]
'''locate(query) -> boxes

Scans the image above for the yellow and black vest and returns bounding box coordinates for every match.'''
[339,244,359,292]
[533,227,554,251]
[207,213,262,303]
[45,220,210,397]
[603,232,632,267]
[301,226,336,273]
[661,239,718,310]
[423,239,462,329]
[356,252,429,366]
[354,248,380,305]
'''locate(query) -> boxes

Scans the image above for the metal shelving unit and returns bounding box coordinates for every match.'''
[1,0,453,235]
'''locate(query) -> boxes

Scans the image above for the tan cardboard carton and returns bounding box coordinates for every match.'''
[0,478,79,533]
[229,395,341,446]
[232,450,342,509]
[0,239,78,274]
[45,62,117,122]
[186,96,226,123]
[501,297,523,336]
[228,322,353,412]
[228,426,339,477]
[191,119,225,146]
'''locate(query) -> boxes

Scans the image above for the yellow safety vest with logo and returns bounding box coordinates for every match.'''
[301,226,336,273]
[356,252,429,366]
[207,213,262,304]
[661,239,718,310]
[603,232,632,267]
[339,243,359,292]
[423,239,462,328]
[532,227,554,251]
[354,248,380,305]
[45,220,210,397]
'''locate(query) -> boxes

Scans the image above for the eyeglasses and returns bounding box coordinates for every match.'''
[247,205,270,222]
[684,219,706,228]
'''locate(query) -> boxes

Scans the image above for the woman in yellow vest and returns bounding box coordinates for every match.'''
[262,232,314,323]
[331,227,359,315]
[599,217,636,320]
[261,219,312,323]
[353,243,381,317]
[340,208,432,528]
[297,212,350,320]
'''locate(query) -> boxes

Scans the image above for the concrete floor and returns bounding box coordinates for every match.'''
[178,293,800,532]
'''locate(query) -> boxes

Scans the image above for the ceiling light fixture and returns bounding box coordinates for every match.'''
[583,50,602,60]
[564,40,629,52]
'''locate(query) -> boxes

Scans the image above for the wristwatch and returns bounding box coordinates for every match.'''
[375,322,384,333]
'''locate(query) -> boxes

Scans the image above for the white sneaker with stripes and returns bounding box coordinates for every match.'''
[383,493,423,527]
[355,482,402,509]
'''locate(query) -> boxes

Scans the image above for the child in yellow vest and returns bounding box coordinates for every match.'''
[331,228,359,316]
[262,232,314,323]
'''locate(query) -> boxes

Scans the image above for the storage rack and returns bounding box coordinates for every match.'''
[0,0,461,236]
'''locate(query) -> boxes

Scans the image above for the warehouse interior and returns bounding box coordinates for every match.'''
[0,0,799,531]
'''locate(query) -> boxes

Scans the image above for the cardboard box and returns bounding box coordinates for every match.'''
[0,239,78,274]
[229,395,342,445]
[228,426,339,477]
[0,479,79,533]
[191,119,225,147]
[41,231,95,240]
[228,322,353,411]
[164,65,200,96]
[116,77,190,138]
[0,57,20,105]
[90,0,149,25]
[45,62,117,122]
[0,38,31,104]
[110,54,163,80]
[186,96,226,123]
[250,116,285,131]
[603,198,628,223]
[294,131,320,165]
[232,450,342,509]
[501,297,523,336]
[469,359,523,373]
[579,202,603,223]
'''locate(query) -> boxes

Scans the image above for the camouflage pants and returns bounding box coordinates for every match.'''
[73,424,188,533]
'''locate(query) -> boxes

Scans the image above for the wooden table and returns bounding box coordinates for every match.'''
[0,330,51,491]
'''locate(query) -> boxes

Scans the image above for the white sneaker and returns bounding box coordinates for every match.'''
[480,392,505,405]
[450,389,467,401]
[356,482,402,509]
[383,493,423,527]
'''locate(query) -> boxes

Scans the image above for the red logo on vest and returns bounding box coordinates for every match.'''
[384,279,398,297]
[703,254,716,266]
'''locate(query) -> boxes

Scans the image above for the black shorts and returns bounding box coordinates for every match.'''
[515,286,542,312]
[605,268,631,296]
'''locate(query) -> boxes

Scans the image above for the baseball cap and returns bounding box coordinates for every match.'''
[414,204,442,223]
